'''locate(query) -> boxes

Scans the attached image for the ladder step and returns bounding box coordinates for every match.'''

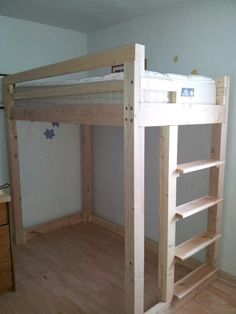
[176,195,223,219]
[175,231,221,262]
[174,264,217,300]
[176,159,224,174]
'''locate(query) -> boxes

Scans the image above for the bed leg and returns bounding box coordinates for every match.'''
[81,125,92,222]
[4,83,24,245]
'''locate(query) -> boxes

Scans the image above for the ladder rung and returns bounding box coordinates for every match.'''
[174,264,217,300]
[176,159,225,174]
[176,195,223,219]
[175,231,221,262]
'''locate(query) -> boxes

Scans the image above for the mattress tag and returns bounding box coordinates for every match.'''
[181,88,194,97]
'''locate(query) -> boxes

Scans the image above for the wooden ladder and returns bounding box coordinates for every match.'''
[158,76,230,303]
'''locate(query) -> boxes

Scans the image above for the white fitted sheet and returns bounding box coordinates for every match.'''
[12,71,216,106]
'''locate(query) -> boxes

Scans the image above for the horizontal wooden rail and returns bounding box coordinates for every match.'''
[176,195,223,219]
[176,159,225,174]
[12,104,123,126]
[175,231,221,262]
[174,264,217,300]
[3,44,139,84]
[139,103,226,126]
[14,80,124,100]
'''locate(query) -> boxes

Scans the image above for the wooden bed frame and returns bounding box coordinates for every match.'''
[3,44,230,314]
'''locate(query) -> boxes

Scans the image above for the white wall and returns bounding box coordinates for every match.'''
[0,16,87,226]
[88,0,236,276]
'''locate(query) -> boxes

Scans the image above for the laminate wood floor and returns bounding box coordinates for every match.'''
[0,223,235,313]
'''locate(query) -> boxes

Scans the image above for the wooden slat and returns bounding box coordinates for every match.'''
[23,213,82,241]
[159,126,178,302]
[206,76,230,267]
[176,159,225,174]
[176,195,223,219]
[3,44,138,84]
[175,232,221,262]
[139,103,226,127]
[14,80,124,100]
[12,104,123,126]
[81,125,92,221]
[0,203,8,226]
[174,264,217,300]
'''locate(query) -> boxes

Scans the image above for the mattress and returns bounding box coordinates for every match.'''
[4,71,216,106]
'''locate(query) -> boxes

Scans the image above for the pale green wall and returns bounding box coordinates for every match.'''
[88,0,236,276]
[0,15,87,226]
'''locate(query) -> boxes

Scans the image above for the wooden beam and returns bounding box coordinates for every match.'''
[139,103,226,127]
[175,232,221,262]
[176,159,225,174]
[24,213,82,241]
[12,104,123,126]
[176,195,223,219]
[14,80,123,100]
[4,44,138,84]
[81,125,92,221]
[174,264,217,300]
[159,126,178,302]
[206,76,230,266]
[3,84,24,245]
[124,44,145,314]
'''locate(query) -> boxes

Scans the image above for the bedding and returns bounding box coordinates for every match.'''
[2,71,216,106]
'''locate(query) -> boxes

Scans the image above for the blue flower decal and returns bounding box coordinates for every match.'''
[44,129,55,139]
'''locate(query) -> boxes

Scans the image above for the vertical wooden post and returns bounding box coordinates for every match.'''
[124,44,145,314]
[206,76,230,266]
[3,83,24,245]
[159,126,178,302]
[81,125,92,222]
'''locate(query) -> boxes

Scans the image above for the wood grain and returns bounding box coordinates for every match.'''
[0,203,8,226]
[0,223,191,313]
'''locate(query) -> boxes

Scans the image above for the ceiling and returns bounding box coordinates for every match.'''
[0,0,192,33]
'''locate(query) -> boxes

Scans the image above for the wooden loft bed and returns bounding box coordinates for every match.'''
[3,44,230,314]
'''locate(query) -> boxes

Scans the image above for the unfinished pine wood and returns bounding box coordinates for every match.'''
[12,104,123,126]
[175,232,221,262]
[176,196,223,219]
[139,103,226,127]
[0,223,193,313]
[206,77,230,267]
[176,159,224,175]
[174,264,217,300]
[1,223,233,314]
[124,44,145,314]
[81,125,92,221]
[4,44,137,84]
[0,203,8,226]
[14,80,123,100]
[23,213,82,241]
[159,126,178,302]
[3,84,24,245]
